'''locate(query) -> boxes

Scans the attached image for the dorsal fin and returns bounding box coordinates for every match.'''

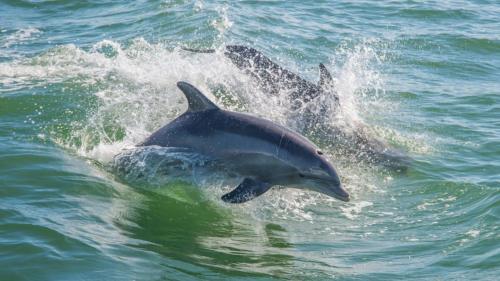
[177,81,219,112]
[319,63,333,87]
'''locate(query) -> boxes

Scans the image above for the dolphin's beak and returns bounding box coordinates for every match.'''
[316,177,350,202]
[327,184,350,202]
[318,163,350,202]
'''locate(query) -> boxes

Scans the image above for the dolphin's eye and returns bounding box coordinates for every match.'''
[299,173,305,178]
[317,150,324,155]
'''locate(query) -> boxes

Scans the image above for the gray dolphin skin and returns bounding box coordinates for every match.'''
[183,45,411,170]
[183,45,337,109]
[140,81,350,203]
[223,45,337,109]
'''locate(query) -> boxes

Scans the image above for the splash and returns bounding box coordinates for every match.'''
[1,37,410,221]
[112,146,222,186]
[211,5,233,40]
[331,40,387,126]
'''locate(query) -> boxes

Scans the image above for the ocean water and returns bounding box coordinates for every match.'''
[1,0,499,280]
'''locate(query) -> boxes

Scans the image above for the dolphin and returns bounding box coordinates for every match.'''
[183,45,337,110]
[183,45,411,170]
[139,81,350,203]
[223,45,337,109]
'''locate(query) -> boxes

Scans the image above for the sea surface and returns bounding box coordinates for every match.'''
[1,1,499,280]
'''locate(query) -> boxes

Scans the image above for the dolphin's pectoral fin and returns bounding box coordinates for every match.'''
[319,63,333,87]
[221,178,272,203]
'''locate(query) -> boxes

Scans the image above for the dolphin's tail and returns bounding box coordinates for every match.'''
[181,47,216,53]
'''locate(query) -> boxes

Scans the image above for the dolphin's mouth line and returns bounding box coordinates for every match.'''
[320,184,350,202]
[299,177,350,202]
[331,192,350,202]
[320,177,350,202]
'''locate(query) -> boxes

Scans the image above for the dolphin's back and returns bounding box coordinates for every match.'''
[141,109,319,165]
[225,45,321,103]
[215,110,319,157]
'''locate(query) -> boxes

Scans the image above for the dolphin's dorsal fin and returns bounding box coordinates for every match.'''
[221,178,272,203]
[319,63,333,87]
[177,81,219,112]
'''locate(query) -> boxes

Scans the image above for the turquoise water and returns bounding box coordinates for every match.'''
[1,0,499,280]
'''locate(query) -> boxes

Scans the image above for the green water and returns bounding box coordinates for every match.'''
[1,0,499,280]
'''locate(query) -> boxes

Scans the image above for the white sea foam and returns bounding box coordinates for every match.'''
[2,27,41,48]
[193,0,204,12]
[211,5,233,40]
[340,201,374,220]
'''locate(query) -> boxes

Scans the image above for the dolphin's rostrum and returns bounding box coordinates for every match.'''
[140,82,350,203]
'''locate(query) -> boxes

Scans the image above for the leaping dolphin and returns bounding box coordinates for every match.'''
[140,81,350,203]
